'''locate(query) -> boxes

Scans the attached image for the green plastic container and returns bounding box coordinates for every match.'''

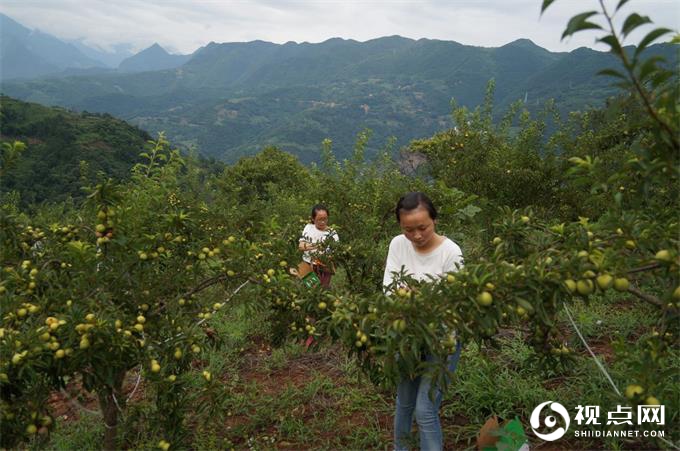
[302,271,321,289]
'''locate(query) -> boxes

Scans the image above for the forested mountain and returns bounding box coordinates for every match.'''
[1,31,676,162]
[0,13,105,80]
[0,14,183,78]
[118,43,192,73]
[0,96,150,204]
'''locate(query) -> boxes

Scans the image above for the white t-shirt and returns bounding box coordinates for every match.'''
[299,223,339,263]
[383,234,463,289]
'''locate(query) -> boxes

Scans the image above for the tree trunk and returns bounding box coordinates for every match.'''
[98,370,127,451]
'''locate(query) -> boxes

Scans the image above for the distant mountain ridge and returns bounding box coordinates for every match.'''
[0,13,192,79]
[1,13,676,163]
[118,43,192,73]
[0,13,106,79]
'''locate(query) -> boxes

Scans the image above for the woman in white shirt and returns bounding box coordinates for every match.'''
[383,192,463,451]
[299,204,339,288]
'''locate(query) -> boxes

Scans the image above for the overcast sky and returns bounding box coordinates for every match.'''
[1,0,678,55]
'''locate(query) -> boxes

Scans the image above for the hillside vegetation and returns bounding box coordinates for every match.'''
[0,2,678,450]
[0,96,150,204]
[2,36,675,162]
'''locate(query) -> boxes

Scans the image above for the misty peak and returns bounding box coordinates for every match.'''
[501,38,540,49]
[0,12,32,39]
[141,43,169,55]
[118,42,191,73]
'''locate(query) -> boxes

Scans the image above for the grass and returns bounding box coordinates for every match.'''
[40,414,103,451]
[559,289,658,342]
[215,347,392,450]
[41,290,678,450]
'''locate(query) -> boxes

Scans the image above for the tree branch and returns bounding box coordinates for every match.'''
[40,259,62,271]
[598,0,679,152]
[626,285,662,307]
[627,262,661,274]
[183,274,228,298]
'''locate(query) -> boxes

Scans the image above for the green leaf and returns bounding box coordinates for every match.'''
[650,69,673,88]
[621,13,651,38]
[597,35,623,55]
[562,12,601,40]
[597,68,628,80]
[541,0,557,14]
[635,28,672,59]
[516,298,535,313]
[615,0,630,12]
[637,56,665,82]
[614,191,623,206]
[455,204,482,220]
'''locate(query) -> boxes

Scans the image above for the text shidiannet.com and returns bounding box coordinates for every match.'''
[574,430,665,438]
[571,404,666,439]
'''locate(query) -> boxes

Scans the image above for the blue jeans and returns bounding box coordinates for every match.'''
[394,342,462,451]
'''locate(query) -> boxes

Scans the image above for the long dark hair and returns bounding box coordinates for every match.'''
[395,192,437,223]
[310,204,329,223]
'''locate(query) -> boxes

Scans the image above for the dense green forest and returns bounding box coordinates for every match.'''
[0,96,226,205]
[2,36,676,162]
[0,96,149,204]
[0,81,650,221]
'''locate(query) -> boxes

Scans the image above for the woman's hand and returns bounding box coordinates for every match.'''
[299,242,317,252]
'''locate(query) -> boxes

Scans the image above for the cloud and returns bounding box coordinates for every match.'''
[0,0,677,55]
